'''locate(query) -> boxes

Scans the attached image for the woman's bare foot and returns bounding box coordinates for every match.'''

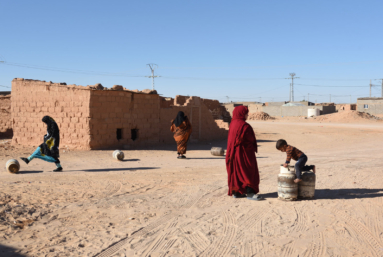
[313,165,316,173]
[294,178,302,183]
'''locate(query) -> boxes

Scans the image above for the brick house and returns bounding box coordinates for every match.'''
[11,78,229,150]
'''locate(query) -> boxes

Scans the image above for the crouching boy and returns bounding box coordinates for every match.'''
[276,139,316,183]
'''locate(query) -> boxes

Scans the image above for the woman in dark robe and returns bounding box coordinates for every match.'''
[170,111,192,159]
[20,116,63,172]
[226,106,263,200]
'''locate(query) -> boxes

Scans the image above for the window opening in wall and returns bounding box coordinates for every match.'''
[131,129,138,141]
[364,104,369,109]
[117,129,122,140]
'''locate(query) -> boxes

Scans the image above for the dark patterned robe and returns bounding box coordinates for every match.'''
[40,116,60,159]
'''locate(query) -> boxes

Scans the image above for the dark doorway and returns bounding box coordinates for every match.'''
[117,129,122,140]
[131,129,138,141]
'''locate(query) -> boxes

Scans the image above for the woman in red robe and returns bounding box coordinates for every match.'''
[226,106,263,200]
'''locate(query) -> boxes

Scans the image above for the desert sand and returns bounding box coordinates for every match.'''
[1,113,383,256]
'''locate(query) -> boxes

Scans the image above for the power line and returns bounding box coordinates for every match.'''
[295,83,367,88]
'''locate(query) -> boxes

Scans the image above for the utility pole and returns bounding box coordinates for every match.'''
[370,79,372,97]
[285,73,299,102]
[226,96,230,103]
[146,64,159,90]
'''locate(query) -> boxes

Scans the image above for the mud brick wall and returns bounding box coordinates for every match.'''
[248,104,263,113]
[336,104,356,111]
[11,79,229,150]
[11,79,91,149]
[174,95,188,106]
[89,90,161,149]
[202,98,230,120]
[0,95,12,138]
[160,97,228,144]
[160,97,173,108]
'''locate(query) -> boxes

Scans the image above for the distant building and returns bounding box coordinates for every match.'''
[357,97,383,115]
[336,104,356,111]
[0,91,11,96]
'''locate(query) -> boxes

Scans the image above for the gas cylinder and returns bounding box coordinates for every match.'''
[113,150,124,161]
[298,171,316,198]
[211,147,224,156]
[6,159,20,174]
[278,165,298,201]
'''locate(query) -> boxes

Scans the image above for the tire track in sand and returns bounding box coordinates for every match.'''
[303,232,326,257]
[291,204,308,233]
[331,208,383,257]
[93,184,221,257]
[200,210,237,257]
[199,209,236,257]
[139,220,179,257]
[180,228,210,254]
[229,206,272,256]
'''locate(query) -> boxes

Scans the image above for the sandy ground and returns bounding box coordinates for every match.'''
[1,118,383,257]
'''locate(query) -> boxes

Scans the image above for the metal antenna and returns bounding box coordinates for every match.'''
[285,73,299,102]
[146,64,159,90]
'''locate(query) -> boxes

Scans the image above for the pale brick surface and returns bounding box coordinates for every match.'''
[11,79,91,149]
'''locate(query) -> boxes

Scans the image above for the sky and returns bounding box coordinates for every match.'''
[1,0,383,103]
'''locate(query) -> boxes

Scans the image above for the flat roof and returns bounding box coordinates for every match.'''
[357,97,383,100]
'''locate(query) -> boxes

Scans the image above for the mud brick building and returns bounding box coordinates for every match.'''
[11,78,228,150]
[0,94,12,138]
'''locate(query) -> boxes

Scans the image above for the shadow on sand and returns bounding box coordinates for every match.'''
[17,170,44,174]
[257,139,277,143]
[68,167,160,172]
[121,159,140,162]
[261,188,383,200]
[0,244,27,257]
[187,157,225,160]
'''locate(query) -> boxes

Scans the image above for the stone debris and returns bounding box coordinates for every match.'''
[316,110,383,122]
[248,112,274,121]
[111,85,124,91]
[0,193,50,230]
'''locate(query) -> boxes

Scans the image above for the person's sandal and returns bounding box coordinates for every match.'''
[53,167,63,172]
[20,157,29,164]
[232,192,246,198]
[247,193,264,201]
